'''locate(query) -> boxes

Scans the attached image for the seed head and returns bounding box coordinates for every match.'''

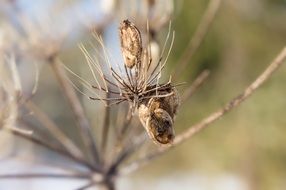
[84,19,179,145]
[138,87,180,145]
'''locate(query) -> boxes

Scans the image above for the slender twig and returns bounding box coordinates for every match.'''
[100,92,111,161]
[173,0,222,79]
[49,57,100,167]
[75,182,95,190]
[108,133,146,175]
[24,101,84,160]
[119,108,133,137]
[11,130,98,171]
[7,54,22,97]
[31,61,40,95]
[0,173,91,179]
[181,70,210,102]
[119,47,286,175]
[5,126,33,136]
[110,108,134,164]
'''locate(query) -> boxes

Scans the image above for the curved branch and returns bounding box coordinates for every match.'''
[119,47,286,175]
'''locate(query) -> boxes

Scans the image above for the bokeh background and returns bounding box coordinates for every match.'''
[0,0,286,190]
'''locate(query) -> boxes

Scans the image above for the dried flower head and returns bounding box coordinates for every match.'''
[69,19,179,145]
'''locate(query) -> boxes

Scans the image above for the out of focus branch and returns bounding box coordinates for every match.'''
[100,93,111,161]
[120,46,286,175]
[173,0,222,79]
[12,130,98,171]
[24,101,84,160]
[49,57,100,167]
[0,173,91,179]
[181,70,210,102]
[75,182,95,190]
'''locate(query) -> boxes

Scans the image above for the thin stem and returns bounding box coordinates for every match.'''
[12,130,98,171]
[119,108,133,137]
[111,108,134,161]
[173,0,222,79]
[75,182,95,190]
[108,133,146,175]
[124,65,134,89]
[98,180,115,190]
[138,82,171,96]
[100,92,111,161]
[25,101,84,160]
[49,57,100,167]
[7,54,22,97]
[0,173,91,179]
[111,68,133,92]
[89,97,126,101]
[4,126,33,136]
[119,47,286,175]
[181,70,210,102]
[92,86,120,95]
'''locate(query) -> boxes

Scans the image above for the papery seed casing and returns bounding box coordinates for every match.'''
[119,20,142,68]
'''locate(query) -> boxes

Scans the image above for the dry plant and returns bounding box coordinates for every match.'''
[0,0,286,190]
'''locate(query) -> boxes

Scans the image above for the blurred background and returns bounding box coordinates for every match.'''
[0,0,286,190]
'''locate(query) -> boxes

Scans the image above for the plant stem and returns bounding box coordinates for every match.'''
[49,57,100,167]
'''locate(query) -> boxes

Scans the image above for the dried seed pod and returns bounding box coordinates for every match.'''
[119,19,142,68]
[146,108,174,144]
[138,87,180,145]
[148,87,180,118]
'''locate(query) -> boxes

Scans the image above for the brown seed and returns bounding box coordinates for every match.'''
[147,87,180,118]
[138,87,180,145]
[119,20,142,68]
[147,108,175,145]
